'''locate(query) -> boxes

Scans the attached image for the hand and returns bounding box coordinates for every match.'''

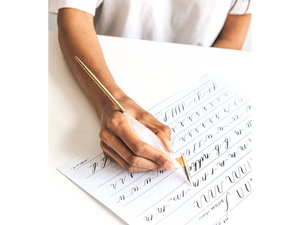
[98,97,175,172]
[57,8,175,172]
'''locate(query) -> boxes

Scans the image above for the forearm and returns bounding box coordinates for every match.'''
[57,8,127,118]
[212,38,242,50]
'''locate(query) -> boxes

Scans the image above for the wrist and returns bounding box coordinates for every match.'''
[94,86,129,118]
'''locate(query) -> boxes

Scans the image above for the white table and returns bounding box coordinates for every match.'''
[48,30,253,225]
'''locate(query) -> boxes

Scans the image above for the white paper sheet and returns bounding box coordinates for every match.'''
[58,74,252,225]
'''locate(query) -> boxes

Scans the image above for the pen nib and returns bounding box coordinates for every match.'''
[180,156,192,185]
[184,165,193,185]
[175,156,192,185]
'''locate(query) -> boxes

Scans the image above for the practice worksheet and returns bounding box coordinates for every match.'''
[58,74,252,225]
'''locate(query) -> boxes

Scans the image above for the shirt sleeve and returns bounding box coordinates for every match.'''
[49,0,103,16]
[229,0,252,14]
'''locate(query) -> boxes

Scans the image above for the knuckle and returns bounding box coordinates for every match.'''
[107,113,123,130]
[139,111,153,120]
[161,125,171,135]
[99,129,110,142]
[127,156,139,167]
[100,142,110,154]
[155,165,164,170]
[123,164,134,172]
[153,153,163,164]
[100,142,115,162]
[136,111,156,125]
[132,142,145,155]
[100,140,105,149]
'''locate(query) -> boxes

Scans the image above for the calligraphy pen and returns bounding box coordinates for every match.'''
[74,56,192,185]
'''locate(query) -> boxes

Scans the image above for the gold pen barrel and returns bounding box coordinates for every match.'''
[74,56,126,113]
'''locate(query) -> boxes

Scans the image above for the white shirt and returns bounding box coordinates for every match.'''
[50,0,251,47]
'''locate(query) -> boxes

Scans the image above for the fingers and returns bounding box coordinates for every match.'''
[100,122,169,171]
[99,112,174,172]
[106,114,174,171]
[100,140,165,172]
[138,114,173,153]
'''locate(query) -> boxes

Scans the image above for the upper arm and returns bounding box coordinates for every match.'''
[215,13,251,50]
[57,8,94,31]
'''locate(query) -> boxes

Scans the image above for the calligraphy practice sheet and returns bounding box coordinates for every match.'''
[58,74,252,225]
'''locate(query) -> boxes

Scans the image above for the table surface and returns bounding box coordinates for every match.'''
[48,30,253,225]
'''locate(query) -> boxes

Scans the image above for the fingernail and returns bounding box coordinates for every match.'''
[164,161,174,171]
[166,140,173,153]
